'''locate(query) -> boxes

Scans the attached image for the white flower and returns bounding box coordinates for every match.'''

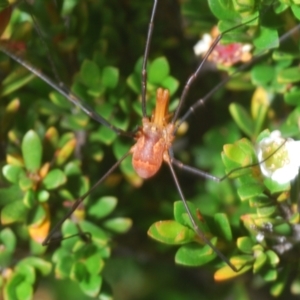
[193,33,212,56]
[257,130,300,184]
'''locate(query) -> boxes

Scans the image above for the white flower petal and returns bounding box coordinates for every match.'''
[271,165,298,184]
[242,44,252,53]
[193,34,212,56]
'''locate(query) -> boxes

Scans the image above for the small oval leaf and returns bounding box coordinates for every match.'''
[103,218,132,233]
[148,220,195,245]
[21,130,42,173]
[148,57,170,84]
[175,240,217,267]
[42,169,66,190]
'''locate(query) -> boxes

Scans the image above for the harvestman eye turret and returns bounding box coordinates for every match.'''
[0,0,295,273]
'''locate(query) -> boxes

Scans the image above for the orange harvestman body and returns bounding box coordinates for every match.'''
[131,88,173,179]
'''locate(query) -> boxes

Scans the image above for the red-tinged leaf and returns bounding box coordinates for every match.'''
[148,220,195,244]
[28,203,50,244]
[214,264,252,281]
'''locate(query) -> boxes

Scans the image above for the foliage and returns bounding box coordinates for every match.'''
[0,0,300,299]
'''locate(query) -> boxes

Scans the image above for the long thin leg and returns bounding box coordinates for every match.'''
[42,151,131,246]
[141,0,158,117]
[167,158,241,272]
[0,45,135,138]
[169,139,287,182]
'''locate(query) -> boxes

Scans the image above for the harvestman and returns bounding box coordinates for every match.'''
[0,0,294,272]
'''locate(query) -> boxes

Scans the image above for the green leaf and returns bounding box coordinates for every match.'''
[15,264,35,285]
[208,0,240,20]
[256,205,277,217]
[284,89,300,105]
[272,50,298,61]
[23,190,35,208]
[278,66,300,84]
[273,222,291,235]
[2,165,25,184]
[19,176,34,191]
[42,169,66,190]
[0,68,35,97]
[15,279,33,300]
[80,60,101,89]
[85,253,105,275]
[88,196,117,219]
[18,257,52,276]
[70,261,88,282]
[148,57,170,84]
[222,140,255,173]
[80,220,109,248]
[126,73,140,94]
[49,91,73,110]
[262,268,277,282]
[251,64,274,85]
[55,255,75,279]
[266,250,279,267]
[231,0,255,14]
[292,4,300,20]
[256,129,271,143]
[21,130,42,173]
[58,132,75,148]
[64,161,81,176]
[175,240,217,266]
[237,236,254,254]
[161,76,179,95]
[1,200,28,224]
[174,201,207,231]
[103,218,132,233]
[62,112,90,131]
[37,190,50,203]
[79,274,102,298]
[264,178,290,194]
[214,213,232,241]
[229,103,254,137]
[97,125,117,145]
[3,273,24,300]
[251,87,269,137]
[270,279,286,297]
[28,204,46,227]
[237,183,264,201]
[147,220,195,244]
[102,66,118,89]
[253,251,267,273]
[30,239,47,256]
[0,228,16,252]
[253,26,279,51]
[61,220,85,251]
[0,186,23,207]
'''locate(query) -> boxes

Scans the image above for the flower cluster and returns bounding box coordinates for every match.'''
[194,26,252,67]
